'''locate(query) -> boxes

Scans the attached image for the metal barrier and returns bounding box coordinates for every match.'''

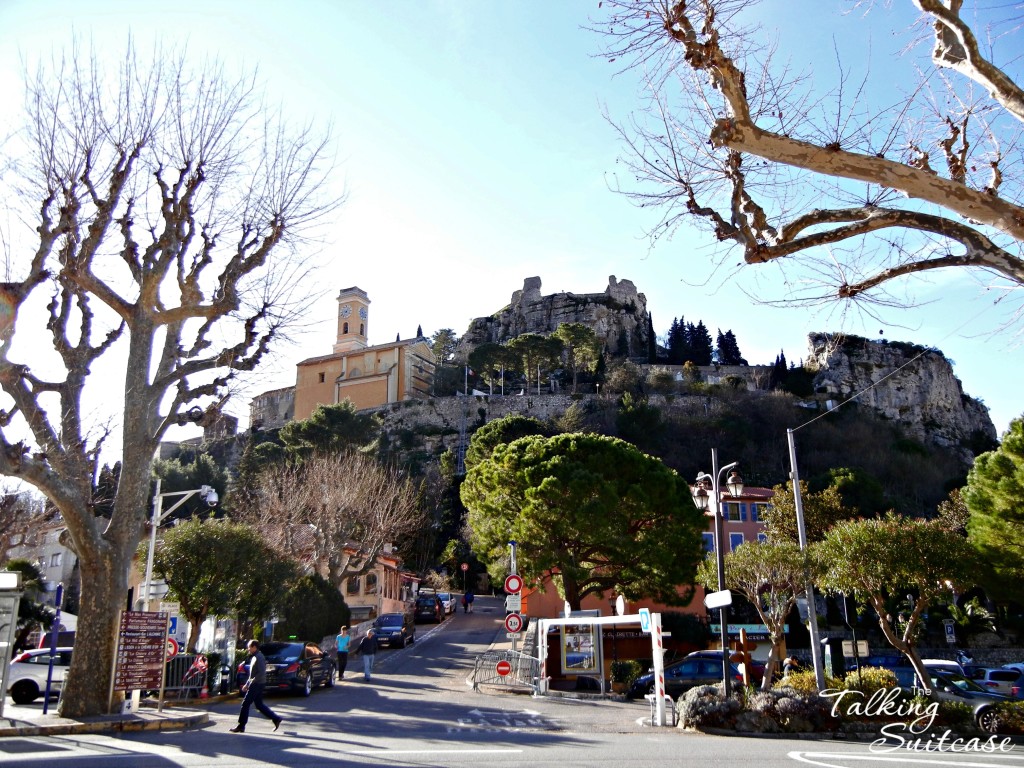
[162,654,210,700]
[472,650,540,693]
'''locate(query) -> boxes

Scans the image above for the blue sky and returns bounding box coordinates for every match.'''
[0,0,1020,441]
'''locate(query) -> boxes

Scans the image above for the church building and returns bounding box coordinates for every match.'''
[291,287,435,421]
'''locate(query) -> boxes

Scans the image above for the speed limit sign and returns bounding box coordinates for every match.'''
[504,613,524,633]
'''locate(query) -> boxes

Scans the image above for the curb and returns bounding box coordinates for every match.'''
[0,710,208,738]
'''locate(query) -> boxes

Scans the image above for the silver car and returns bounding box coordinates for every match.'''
[7,647,73,704]
[435,592,456,614]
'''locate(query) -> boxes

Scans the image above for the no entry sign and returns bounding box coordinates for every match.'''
[495,659,512,676]
[504,574,523,593]
[504,613,524,633]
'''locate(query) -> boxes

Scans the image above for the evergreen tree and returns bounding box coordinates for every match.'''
[689,321,714,365]
[964,416,1024,604]
[647,312,657,363]
[416,324,423,338]
[667,317,689,364]
[715,329,746,365]
[770,351,788,389]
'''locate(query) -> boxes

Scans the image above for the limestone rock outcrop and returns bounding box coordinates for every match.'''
[807,333,996,459]
[457,276,650,359]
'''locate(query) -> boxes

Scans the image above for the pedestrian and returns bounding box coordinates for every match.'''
[783,656,799,677]
[231,640,282,733]
[465,589,474,613]
[335,625,351,680]
[357,628,378,681]
[461,594,468,613]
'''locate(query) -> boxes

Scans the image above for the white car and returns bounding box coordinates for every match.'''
[435,592,456,614]
[7,647,73,704]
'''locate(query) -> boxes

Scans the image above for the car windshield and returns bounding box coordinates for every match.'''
[931,672,988,693]
[417,597,435,605]
[261,643,302,663]
[437,593,451,599]
[376,615,403,628]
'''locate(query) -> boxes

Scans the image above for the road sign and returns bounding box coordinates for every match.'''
[842,640,869,656]
[704,589,733,610]
[495,660,512,676]
[166,638,179,659]
[943,619,957,644]
[504,574,523,593]
[505,594,522,612]
[113,611,169,692]
[638,607,651,633]
[461,562,469,572]
[504,613,524,633]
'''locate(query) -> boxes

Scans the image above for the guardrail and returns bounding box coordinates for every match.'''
[161,654,211,700]
[472,650,539,693]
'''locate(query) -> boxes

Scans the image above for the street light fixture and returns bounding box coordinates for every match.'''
[141,479,219,612]
[692,449,743,697]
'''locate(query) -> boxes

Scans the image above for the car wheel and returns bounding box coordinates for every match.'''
[324,667,336,688]
[11,680,39,705]
[977,707,1000,734]
[301,674,313,697]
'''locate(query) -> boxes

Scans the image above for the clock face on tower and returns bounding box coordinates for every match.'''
[340,305,352,318]
[358,307,368,320]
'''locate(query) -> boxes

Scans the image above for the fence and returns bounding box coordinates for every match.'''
[471,649,540,693]
[161,653,211,700]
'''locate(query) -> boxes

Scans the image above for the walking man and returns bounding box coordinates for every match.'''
[465,589,474,613]
[358,628,378,681]
[231,640,282,733]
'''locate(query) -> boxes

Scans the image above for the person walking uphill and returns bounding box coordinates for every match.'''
[231,640,282,733]
[464,589,474,613]
[335,625,351,680]
[357,628,378,682]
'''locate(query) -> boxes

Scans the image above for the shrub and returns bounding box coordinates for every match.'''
[676,685,742,729]
[993,701,1024,735]
[610,659,644,685]
[842,666,898,697]
[773,669,841,695]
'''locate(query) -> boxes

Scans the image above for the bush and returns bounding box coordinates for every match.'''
[993,701,1024,735]
[842,666,898,697]
[773,669,841,695]
[676,684,742,729]
[610,659,644,685]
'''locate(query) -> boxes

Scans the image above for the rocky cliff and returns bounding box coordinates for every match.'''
[807,333,996,460]
[456,275,650,359]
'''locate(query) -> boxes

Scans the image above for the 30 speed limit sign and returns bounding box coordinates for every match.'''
[504,613,524,633]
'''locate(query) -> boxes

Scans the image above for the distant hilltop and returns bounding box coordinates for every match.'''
[457,276,651,360]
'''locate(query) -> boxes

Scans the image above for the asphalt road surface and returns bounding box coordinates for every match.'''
[3,596,1022,767]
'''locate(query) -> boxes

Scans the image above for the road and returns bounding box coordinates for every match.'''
[3,596,1022,767]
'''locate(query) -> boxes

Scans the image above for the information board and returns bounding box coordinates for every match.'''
[113,611,168,692]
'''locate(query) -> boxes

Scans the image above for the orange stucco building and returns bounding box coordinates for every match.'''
[293,287,435,420]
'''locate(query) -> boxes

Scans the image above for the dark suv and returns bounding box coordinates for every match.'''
[373,612,416,648]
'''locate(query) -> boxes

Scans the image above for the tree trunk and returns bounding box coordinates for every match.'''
[58,552,128,717]
[187,617,203,654]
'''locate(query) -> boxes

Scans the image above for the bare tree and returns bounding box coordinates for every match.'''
[247,451,425,592]
[595,1,1024,324]
[0,43,340,716]
[0,489,50,564]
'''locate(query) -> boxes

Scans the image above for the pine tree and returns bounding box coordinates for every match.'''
[689,321,714,365]
[715,329,746,365]
[647,312,657,363]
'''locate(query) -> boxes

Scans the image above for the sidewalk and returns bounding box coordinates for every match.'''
[0,707,208,737]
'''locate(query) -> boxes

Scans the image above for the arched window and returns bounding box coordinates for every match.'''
[346,577,360,595]
[343,322,349,334]
[359,323,364,335]
[365,573,378,594]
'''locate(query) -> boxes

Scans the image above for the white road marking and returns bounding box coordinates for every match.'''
[790,751,1024,768]
[350,749,524,755]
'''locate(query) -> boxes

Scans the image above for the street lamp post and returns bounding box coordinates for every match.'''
[142,479,219,611]
[691,448,743,697]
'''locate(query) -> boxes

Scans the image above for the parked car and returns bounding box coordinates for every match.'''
[917,669,1010,733]
[414,594,444,623]
[627,657,742,700]
[966,666,1023,697]
[435,592,456,615]
[7,647,73,704]
[373,612,416,648]
[684,650,765,686]
[235,641,336,696]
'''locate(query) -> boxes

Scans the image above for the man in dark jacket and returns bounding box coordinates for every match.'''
[231,640,282,733]
[357,628,378,681]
